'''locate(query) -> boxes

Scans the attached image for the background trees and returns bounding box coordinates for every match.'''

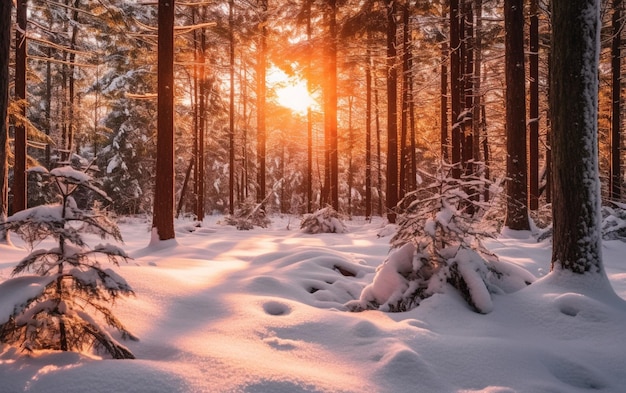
[0,0,624,231]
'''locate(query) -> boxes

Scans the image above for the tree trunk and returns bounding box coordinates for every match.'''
[365,31,372,219]
[13,0,27,214]
[306,0,313,213]
[229,0,236,214]
[529,0,540,210]
[441,31,448,162]
[0,0,10,241]
[504,0,529,230]
[550,0,604,274]
[197,29,206,220]
[327,0,339,210]
[152,0,176,241]
[385,0,398,223]
[256,0,268,204]
[450,0,462,178]
[611,0,622,201]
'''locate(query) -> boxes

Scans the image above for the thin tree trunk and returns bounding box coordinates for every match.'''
[13,0,27,213]
[0,0,10,241]
[529,0,540,210]
[229,0,236,214]
[328,0,339,210]
[375,70,383,216]
[256,0,268,204]
[197,28,206,220]
[504,0,529,230]
[365,31,373,219]
[306,0,313,213]
[473,0,483,178]
[450,0,462,178]
[385,0,398,223]
[152,0,176,241]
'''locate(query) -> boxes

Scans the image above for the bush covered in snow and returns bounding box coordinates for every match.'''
[300,206,347,234]
[601,203,626,241]
[348,168,534,314]
[224,199,271,230]
[0,166,136,359]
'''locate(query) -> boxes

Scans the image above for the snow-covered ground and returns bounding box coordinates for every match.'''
[1,215,626,393]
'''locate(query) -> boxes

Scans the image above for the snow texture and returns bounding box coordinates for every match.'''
[1,215,626,392]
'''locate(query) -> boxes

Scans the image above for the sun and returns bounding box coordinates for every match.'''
[269,67,316,115]
[275,80,315,114]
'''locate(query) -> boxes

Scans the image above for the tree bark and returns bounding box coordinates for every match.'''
[365,31,372,219]
[550,0,604,274]
[229,0,236,214]
[13,0,27,214]
[450,0,461,178]
[152,0,176,241]
[256,0,267,204]
[529,0,540,210]
[504,0,529,230]
[327,0,339,210]
[385,0,398,223]
[0,0,10,240]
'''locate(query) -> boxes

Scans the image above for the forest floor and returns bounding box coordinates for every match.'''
[1,214,626,393]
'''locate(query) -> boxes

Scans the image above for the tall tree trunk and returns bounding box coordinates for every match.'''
[400,4,410,199]
[504,0,529,230]
[473,0,484,181]
[13,0,27,213]
[385,0,398,223]
[529,0,540,210]
[441,31,448,162]
[375,71,383,216]
[306,0,313,213]
[450,0,462,178]
[550,0,604,275]
[256,0,268,204]
[365,31,373,219]
[611,0,622,201]
[152,0,176,241]
[229,0,236,213]
[462,0,474,177]
[197,28,206,220]
[67,0,80,158]
[0,0,10,241]
[327,0,339,210]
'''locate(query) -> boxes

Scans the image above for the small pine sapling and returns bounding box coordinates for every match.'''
[0,166,136,359]
[224,198,271,230]
[348,167,534,314]
[300,206,347,234]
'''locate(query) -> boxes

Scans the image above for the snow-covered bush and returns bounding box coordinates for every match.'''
[224,199,271,230]
[348,168,534,314]
[601,203,626,241]
[300,206,347,234]
[0,166,136,359]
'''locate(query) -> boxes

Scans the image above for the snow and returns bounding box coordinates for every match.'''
[1,215,626,393]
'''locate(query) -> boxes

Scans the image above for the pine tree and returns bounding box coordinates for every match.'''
[0,166,136,359]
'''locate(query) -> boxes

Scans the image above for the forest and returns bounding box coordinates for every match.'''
[2,1,626,391]
[1,0,621,228]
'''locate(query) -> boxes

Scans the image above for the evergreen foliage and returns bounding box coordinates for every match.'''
[300,206,347,234]
[224,199,271,230]
[349,168,534,314]
[0,166,136,359]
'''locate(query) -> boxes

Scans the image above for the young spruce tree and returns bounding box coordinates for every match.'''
[0,166,136,359]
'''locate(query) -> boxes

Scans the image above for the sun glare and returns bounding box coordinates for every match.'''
[269,67,316,115]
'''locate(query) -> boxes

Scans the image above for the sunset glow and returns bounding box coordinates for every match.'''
[275,80,315,114]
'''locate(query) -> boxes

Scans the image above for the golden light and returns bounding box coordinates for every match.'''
[269,67,316,115]
[275,80,315,114]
